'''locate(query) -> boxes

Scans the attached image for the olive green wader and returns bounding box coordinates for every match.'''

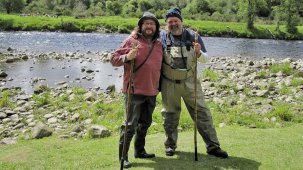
[161,45,220,152]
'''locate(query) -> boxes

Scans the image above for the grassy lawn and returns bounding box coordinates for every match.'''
[1,124,302,170]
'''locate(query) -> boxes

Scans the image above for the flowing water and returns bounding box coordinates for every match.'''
[0,31,302,93]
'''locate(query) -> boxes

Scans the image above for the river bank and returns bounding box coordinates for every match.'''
[1,52,302,145]
[1,14,303,40]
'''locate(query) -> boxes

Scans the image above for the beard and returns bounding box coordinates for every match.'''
[168,25,182,35]
[142,28,155,39]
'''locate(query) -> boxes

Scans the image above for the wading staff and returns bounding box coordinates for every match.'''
[120,42,138,170]
[194,31,199,161]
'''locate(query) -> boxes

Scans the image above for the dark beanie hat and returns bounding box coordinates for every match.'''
[165,7,182,22]
[138,12,160,29]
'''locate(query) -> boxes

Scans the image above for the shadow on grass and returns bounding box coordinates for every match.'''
[132,151,261,170]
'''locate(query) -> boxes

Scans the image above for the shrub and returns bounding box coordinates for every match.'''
[60,21,80,32]
[271,104,293,122]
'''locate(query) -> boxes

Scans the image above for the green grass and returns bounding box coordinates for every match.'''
[0,90,15,108]
[269,62,293,75]
[203,68,220,81]
[291,77,303,86]
[0,124,302,170]
[1,14,303,39]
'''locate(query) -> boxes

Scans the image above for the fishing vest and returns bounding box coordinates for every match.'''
[162,29,196,81]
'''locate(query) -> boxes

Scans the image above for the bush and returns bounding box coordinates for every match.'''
[0,18,13,30]
[271,104,293,122]
[60,21,80,32]
[118,25,131,33]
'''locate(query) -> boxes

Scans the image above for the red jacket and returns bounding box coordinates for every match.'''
[111,35,163,96]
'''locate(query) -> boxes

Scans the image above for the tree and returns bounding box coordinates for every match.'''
[247,0,256,30]
[138,0,152,12]
[121,0,138,17]
[44,0,55,10]
[273,0,302,33]
[284,0,302,33]
[105,1,122,15]
[0,0,25,13]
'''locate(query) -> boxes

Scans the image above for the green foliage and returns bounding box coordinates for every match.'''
[33,92,51,107]
[270,103,293,121]
[0,0,302,32]
[247,0,256,29]
[105,1,122,15]
[291,78,303,86]
[0,13,302,39]
[0,90,15,108]
[138,0,153,12]
[72,87,87,95]
[202,68,219,81]
[0,17,13,30]
[269,62,293,75]
[257,70,267,79]
[0,0,25,13]
[60,20,80,32]
[280,83,290,95]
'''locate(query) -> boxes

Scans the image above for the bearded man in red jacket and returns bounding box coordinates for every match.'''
[111,12,163,168]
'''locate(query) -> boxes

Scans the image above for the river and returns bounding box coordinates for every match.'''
[0,31,302,94]
[1,31,302,58]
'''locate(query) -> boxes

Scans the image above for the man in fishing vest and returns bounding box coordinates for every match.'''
[161,7,228,159]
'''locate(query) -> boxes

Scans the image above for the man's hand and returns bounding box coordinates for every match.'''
[127,48,138,60]
[192,42,201,57]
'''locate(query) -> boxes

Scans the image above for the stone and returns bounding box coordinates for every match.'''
[1,137,17,145]
[0,112,7,119]
[48,117,58,124]
[89,125,110,138]
[32,122,52,139]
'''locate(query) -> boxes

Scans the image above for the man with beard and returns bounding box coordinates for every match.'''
[160,7,229,159]
[111,12,163,168]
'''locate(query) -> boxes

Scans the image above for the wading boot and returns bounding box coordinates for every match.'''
[135,149,155,158]
[165,147,175,156]
[207,147,228,158]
